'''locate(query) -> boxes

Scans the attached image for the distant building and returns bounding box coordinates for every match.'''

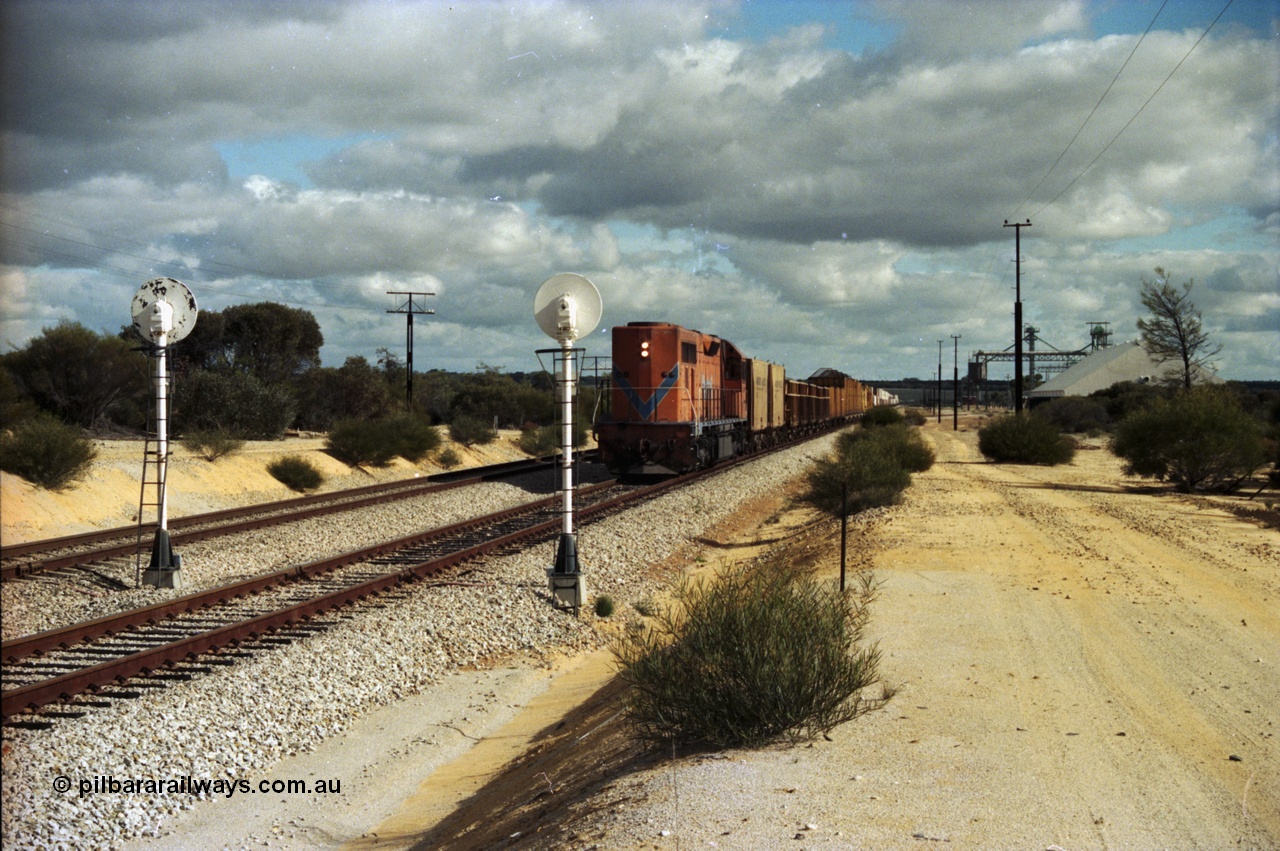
[1026,340,1218,404]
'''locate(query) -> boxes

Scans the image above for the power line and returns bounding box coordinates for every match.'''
[1009,0,1170,220]
[1028,0,1234,219]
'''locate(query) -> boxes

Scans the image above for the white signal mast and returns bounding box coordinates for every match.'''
[533,273,602,614]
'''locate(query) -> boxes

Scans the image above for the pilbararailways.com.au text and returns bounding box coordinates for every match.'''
[54,774,341,800]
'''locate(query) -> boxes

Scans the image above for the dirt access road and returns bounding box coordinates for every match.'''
[386,418,1278,849]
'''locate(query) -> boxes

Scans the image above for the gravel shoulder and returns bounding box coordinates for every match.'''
[378,419,1279,849]
[4,422,1277,849]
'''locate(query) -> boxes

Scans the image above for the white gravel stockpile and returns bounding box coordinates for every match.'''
[1,437,835,850]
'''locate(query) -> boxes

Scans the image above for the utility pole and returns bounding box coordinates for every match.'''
[386,291,435,408]
[952,334,961,431]
[1003,219,1031,413]
[936,340,943,423]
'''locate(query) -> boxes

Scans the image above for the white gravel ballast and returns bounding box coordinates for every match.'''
[1,436,838,850]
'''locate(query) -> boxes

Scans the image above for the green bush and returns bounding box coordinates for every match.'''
[436,447,462,469]
[1111,385,1266,493]
[613,559,891,749]
[860,406,905,428]
[327,418,396,466]
[177,369,296,439]
[517,424,560,456]
[595,595,616,618]
[0,414,98,490]
[977,414,1075,465]
[181,428,244,461]
[801,439,911,517]
[1032,396,1109,433]
[384,413,441,462]
[448,415,496,447]
[267,455,324,492]
[0,365,40,428]
[1089,381,1170,426]
[837,424,934,473]
[901,407,928,426]
[325,414,440,466]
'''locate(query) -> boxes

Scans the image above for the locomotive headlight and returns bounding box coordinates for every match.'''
[640,341,650,358]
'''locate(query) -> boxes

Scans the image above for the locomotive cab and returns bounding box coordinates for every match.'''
[595,322,747,476]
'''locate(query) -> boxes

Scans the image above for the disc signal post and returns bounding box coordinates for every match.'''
[130,278,198,589]
[533,274,602,614]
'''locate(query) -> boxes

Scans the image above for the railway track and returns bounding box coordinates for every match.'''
[1,472,695,723]
[0,455,560,582]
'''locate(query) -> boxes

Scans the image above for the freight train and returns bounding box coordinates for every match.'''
[594,321,878,476]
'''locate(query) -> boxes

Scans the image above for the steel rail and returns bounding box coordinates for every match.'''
[1,478,620,664]
[0,474,684,718]
[0,455,559,579]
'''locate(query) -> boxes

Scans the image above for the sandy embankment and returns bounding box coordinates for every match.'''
[0,431,531,545]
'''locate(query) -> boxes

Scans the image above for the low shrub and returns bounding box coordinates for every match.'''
[1032,396,1108,433]
[325,415,440,466]
[436,447,462,469]
[977,414,1075,465]
[613,559,892,749]
[384,413,441,462]
[860,406,905,428]
[901,407,928,426]
[267,455,324,492]
[177,369,296,439]
[0,413,97,490]
[838,424,935,473]
[449,415,496,447]
[801,439,911,517]
[181,428,244,462]
[327,418,396,466]
[517,424,559,456]
[1111,385,1266,493]
[595,595,616,618]
[1089,380,1170,425]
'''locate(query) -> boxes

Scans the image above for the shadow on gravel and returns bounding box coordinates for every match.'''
[376,676,663,850]
[507,463,614,496]
[1007,482,1130,496]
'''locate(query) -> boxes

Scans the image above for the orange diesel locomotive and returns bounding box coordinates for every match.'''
[594,322,875,476]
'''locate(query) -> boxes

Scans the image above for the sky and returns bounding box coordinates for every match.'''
[1,0,1277,384]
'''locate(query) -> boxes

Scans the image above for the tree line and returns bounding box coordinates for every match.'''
[1,301,596,440]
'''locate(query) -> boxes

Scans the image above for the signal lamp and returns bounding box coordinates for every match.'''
[640,341,650,358]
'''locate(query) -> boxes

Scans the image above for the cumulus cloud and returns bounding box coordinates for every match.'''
[1,0,1275,378]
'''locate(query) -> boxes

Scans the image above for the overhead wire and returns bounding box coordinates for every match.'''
[1008,0,1170,220]
[1028,0,1234,219]
[965,0,1233,342]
